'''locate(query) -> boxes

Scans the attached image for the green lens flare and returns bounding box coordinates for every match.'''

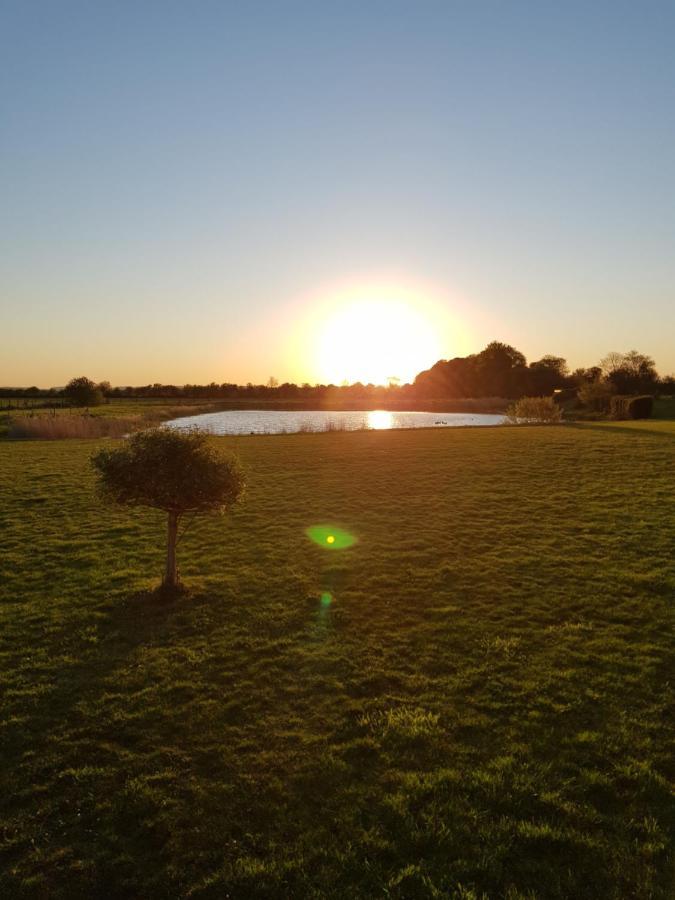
[320,592,333,608]
[305,524,357,550]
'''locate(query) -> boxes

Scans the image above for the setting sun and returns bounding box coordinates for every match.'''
[313,295,443,385]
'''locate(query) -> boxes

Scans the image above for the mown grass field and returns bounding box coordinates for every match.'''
[1,423,674,898]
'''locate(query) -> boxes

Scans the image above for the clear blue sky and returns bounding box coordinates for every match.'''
[2,0,674,385]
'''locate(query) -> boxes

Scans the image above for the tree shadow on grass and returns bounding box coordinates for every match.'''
[108,585,190,637]
[567,421,675,440]
[2,586,225,764]
[0,582,239,894]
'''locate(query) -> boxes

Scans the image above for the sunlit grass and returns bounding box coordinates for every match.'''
[1,422,674,897]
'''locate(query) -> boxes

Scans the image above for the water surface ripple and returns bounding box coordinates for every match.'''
[166,409,506,435]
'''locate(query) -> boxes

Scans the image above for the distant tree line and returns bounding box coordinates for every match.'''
[2,343,674,405]
[413,343,671,399]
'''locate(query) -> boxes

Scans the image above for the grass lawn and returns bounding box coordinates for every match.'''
[1,423,674,898]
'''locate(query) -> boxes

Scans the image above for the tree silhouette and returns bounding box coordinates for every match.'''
[65,376,104,407]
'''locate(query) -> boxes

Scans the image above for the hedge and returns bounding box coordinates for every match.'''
[609,395,653,420]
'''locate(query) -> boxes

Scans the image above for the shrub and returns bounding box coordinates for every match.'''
[577,378,615,413]
[609,396,624,419]
[627,395,653,419]
[506,396,562,424]
[610,395,654,420]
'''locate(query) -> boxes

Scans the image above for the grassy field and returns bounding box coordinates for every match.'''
[0,397,211,417]
[1,423,674,898]
[0,399,227,439]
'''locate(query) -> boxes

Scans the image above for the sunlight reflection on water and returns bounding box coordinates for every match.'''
[368,410,393,429]
[166,409,505,435]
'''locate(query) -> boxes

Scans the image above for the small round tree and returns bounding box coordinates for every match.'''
[92,428,245,592]
[65,376,104,407]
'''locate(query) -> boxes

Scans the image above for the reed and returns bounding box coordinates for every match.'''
[8,414,142,439]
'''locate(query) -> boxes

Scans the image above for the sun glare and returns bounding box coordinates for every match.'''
[368,410,393,429]
[314,294,443,385]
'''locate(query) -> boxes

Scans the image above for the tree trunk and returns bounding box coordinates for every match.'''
[163,510,180,589]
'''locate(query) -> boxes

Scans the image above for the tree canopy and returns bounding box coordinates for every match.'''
[92,428,245,514]
[600,351,658,395]
[65,376,104,407]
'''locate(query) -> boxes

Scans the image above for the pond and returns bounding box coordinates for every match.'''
[166,409,506,435]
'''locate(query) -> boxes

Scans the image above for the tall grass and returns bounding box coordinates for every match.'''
[6,402,222,439]
[296,418,349,433]
[8,414,143,439]
[139,403,224,423]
